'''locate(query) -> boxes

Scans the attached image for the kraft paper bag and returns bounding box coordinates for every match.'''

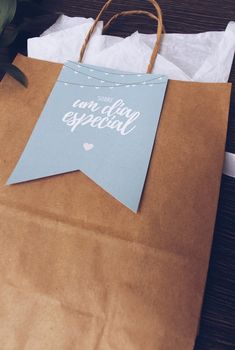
[0,54,231,350]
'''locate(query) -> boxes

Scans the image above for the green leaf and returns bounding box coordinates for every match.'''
[0,0,17,34]
[0,62,28,87]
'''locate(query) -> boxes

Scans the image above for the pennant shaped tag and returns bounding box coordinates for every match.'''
[7,62,168,212]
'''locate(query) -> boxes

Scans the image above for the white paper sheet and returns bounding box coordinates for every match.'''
[27,15,235,177]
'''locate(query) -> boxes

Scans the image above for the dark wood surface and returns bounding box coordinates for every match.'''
[2,0,235,349]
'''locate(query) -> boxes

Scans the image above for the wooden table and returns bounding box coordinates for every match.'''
[2,1,235,348]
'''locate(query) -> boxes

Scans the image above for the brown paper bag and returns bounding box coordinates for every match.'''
[0,53,231,350]
[0,1,232,349]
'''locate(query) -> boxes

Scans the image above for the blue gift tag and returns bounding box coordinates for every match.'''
[7,62,168,212]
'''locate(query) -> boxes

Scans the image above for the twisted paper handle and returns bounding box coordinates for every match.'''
[79,0,163,74]
[103,8,165,35]
[103,10,160,32]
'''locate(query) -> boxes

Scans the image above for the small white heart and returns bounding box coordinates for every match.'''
[83,143,94,151]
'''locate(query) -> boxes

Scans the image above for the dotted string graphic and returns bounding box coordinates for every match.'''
[63,64,166,86]
[58,80,165,89]
[68,61,158,76]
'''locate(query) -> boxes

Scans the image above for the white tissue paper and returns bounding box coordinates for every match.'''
[27,15,235,177]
